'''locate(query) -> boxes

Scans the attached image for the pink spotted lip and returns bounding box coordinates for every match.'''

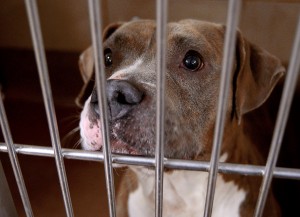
[80,115,102,151]
[80,115,141,155]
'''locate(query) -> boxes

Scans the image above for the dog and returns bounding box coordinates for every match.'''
[77,19,285,217]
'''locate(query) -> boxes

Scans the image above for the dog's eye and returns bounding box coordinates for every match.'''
[182,51,203,71]
[104,49,113,67]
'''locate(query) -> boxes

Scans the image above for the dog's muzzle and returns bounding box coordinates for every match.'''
[80,79,147,153]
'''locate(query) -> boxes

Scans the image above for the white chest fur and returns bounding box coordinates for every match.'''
[128,166,246,217]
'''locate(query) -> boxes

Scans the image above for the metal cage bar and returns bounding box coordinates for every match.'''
[0,94,34,217]
[254,16,300,217]
[88,0,116,217]
[24,0,74,216]
[155,0,168,216]
[204,0,241,216]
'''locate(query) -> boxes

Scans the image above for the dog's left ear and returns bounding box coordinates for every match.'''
[75,46,95,107]
[75,22,124,107]
[235,32,285,121]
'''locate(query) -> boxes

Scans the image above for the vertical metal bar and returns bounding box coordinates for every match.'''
[203,0,241,216]
[0,161,18,217]
[253,16,300,217]
[24,1,74,216]
[88,1,116,217]
[0,96,34,217]
[155,0,168,217]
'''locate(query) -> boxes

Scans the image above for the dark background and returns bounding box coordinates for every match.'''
[0,49,124,217]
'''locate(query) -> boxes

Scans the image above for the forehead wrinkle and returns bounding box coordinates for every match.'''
[169,35,203,50]
[113,21,156,47]
[146,28,156,51]
[111,32,155,58]
[113,33,134,48]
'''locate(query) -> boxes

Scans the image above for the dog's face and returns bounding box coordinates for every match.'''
[79,20,284,160]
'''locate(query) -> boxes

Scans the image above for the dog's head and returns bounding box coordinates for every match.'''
[78,20,284,160]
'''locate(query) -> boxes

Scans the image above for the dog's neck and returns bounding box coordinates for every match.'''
[222,117,270,165]
[127,154,247,217]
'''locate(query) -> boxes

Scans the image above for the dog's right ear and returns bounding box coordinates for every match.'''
[76,22,124,107]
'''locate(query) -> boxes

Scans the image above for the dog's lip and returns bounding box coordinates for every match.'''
[98,138,143,156]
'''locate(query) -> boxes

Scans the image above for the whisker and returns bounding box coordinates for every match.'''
[60,114,80,127]
[62,127,80,148]
[72,139,82,149]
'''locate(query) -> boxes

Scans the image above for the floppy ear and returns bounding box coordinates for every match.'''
[75,22,124,107]
[235,32,285,121]
[75,46,95,107]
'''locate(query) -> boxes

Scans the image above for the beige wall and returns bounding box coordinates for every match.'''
[1,0,300,62]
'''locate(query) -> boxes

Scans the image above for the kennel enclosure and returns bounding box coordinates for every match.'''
[1,0,300,217]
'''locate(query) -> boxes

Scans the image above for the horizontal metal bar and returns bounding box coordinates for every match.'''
[1,143,300,180]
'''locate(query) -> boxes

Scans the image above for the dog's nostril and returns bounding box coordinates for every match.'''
[115,91,128,105]
[114,89,143,105]
[107,79,144,120]
[108,80,143,105]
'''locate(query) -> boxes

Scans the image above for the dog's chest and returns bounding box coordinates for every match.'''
[127,169,246,217]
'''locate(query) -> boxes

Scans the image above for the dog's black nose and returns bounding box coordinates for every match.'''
[107,80,144,120]
[90,80,144,120]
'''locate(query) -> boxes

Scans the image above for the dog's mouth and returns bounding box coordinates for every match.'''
[104,138,144,156]
[82,133,145,156]
[79,112,147,156]
[81,126,145,156]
